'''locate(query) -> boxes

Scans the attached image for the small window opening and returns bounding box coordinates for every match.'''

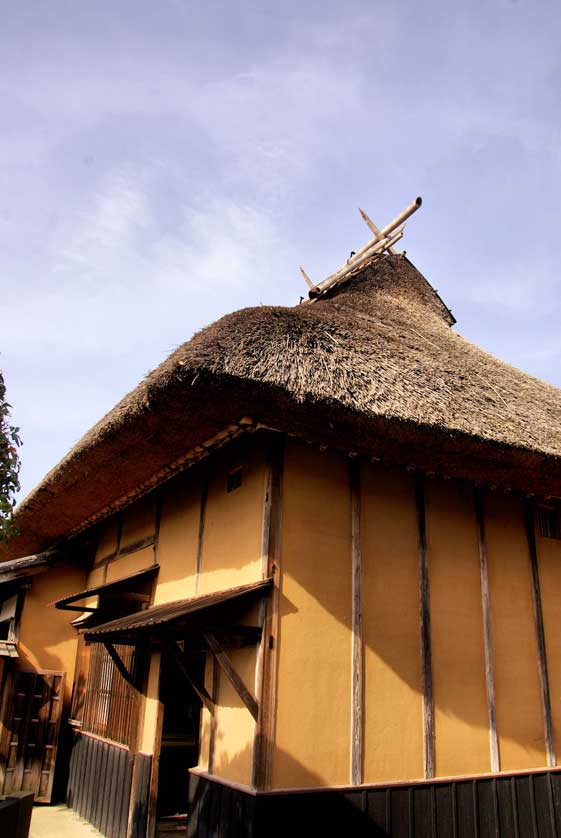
[226,467,243,493]
[537,506,561,540]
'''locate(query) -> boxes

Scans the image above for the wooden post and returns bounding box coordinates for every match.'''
[252,435,284,789]
[145,656,163,838]
[474,488,500,773]
[350,458,363,786]
[525,499,556,768]
[208,658,220,773]
[415,471,435,779]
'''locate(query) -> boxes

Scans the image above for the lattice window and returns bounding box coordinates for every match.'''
[537,506,561,540]
[80,643,140,748]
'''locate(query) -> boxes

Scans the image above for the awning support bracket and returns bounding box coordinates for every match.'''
[203,631,259,721]
[103,641,137,689]
[170,641,215,715]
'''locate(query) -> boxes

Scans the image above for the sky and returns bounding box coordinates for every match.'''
[2,0,561,500]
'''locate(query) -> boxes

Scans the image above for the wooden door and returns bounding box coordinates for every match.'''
[0,668,65,802]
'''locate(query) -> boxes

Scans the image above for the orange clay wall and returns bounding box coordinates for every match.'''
[272,446,556,789]
[77,432,560,790]
[360,461,423,783]
[87,435,267,600]
[18,563,87,708]
[273,440,352,787]
[424,478,489,777]
[536,519,561,765]
[84,434,267,782]
[485,493,545,769]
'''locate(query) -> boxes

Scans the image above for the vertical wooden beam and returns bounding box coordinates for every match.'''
[415,470,435,779]
[252,456,275,780]
[350,457,363,786]
[145,678,163,838]
[208,657,220,774]
[474,488,500,773]
[152,491,162,569]
[194,477,208,594]
[525,499,556,768]
[252,434,284,789]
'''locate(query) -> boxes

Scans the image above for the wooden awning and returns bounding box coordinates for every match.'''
[83,578,273,722]
[0,550,57,585]
[83,577,272,643]
[53,565,159,612]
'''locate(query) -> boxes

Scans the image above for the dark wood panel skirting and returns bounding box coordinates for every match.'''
[66,729,135,838]
[188,767,561,838]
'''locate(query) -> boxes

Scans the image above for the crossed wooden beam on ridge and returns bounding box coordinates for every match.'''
[300,196,422,300]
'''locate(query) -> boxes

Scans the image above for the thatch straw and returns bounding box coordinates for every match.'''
[3,254,561,560]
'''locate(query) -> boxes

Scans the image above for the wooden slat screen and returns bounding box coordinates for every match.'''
[81,643,139,748]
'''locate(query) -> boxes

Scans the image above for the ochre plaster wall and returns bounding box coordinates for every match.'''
[138,653,162,755]
[95,518,119,563]
[485,493,545,770]
[105,546,154,584]
[212,646,256,785]
[273,441,352,788]
[18,564,86,707]
[425,478,489,776]
[534,518,561,764]
[198,440,265,595]
[121,495,156,548]
[153,475,201,605]
[361,462,423,783]
[88,436,267,607]
[198,654,213,772]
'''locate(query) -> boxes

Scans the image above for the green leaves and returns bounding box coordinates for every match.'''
[0,371,22,541]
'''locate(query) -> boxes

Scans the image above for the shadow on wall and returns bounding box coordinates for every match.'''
[272,443,552,782]
[191,743,388,838]
[191,743,559,838]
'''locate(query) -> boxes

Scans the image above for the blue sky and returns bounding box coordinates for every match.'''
[2,1,561,500]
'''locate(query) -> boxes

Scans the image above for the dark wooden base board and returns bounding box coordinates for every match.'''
[188,768,561,838]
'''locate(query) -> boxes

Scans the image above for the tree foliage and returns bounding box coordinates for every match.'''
[0,371,22,541]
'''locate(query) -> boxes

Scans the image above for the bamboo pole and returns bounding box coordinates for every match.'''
[359,208,397,254]
[299,266,315,290]
[309,196,421,299]
[310,228,404,299]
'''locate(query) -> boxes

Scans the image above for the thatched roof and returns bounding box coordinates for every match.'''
[3,254,561,560]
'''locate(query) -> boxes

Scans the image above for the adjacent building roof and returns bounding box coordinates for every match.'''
[3,253,561,560]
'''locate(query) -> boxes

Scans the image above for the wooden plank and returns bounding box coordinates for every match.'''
[13,672,37,792]
[251,443,275,788]
[101,739,117,837]
[474,488,500,773]
[209,657,220,774]
[203,632,258,721]
[29,674,51,799]
[252,435,284,789]
[415,471,435,780]
[0,666,15,793]
[107,744,125,838]
[350,457,363,786]
[195,478,208,594]
[525,500,556,768]
[146,698,163,838]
